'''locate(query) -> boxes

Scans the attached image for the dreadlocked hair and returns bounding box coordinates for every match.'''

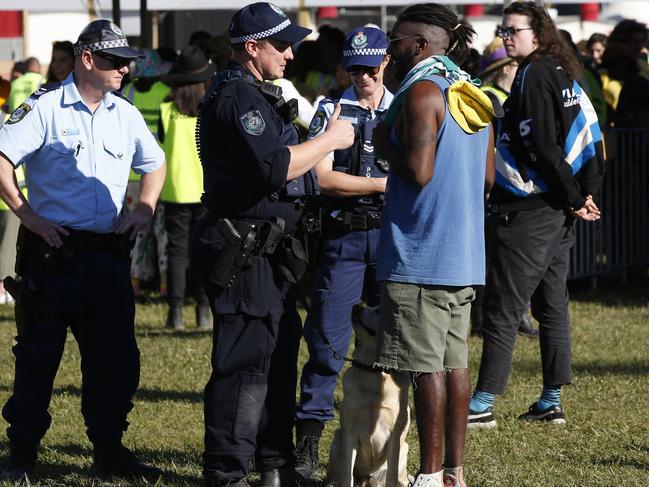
[504,2,582,81]
[397,3,475,65]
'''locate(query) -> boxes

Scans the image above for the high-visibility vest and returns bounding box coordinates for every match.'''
[159,102,203,204]
[122,80,171,181]
[7,72,45,113]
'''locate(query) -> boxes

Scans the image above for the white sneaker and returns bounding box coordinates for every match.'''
[410,471,444,487]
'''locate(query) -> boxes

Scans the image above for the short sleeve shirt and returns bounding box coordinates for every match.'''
[306,85,394,162]
[0,73,165,233]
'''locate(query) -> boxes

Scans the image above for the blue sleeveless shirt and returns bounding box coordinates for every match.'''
[376,75,489,286]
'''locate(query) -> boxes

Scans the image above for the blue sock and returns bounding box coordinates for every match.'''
[469,390,495,413]
[536,385,561,411]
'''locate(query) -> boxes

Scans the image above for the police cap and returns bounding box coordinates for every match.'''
[342,27,388,69]
[74,19,142,59]
[229,2,312,45]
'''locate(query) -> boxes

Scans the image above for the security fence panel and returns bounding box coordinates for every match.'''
[569,128,649,280]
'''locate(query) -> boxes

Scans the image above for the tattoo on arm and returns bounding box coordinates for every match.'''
[409,118,435,150]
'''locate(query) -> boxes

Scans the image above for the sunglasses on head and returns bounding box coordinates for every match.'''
[347,65,381,77]
[93,52,131,69]
[496,26,533,39]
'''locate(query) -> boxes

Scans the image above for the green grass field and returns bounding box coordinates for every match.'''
[0,275,648,486]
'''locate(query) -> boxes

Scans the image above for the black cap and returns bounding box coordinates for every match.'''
[74,19,142,59]
[162,45,216,86]
[229,2,312,45]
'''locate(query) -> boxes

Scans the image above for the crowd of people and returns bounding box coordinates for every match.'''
[0,1,644,486]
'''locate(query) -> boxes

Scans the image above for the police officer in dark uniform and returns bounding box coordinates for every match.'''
[0,20,166,483]
[193,3,354,486]
[292,27,394,479]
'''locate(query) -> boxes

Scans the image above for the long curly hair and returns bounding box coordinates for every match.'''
[397,3,476,65]
[504,1,581,81]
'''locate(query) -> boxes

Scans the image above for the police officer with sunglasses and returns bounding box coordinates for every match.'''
[0,19,166,483]
[293,26,394,480]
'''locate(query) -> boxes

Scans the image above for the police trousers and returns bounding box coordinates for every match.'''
[2,241,139,447]
[202,291,302,483]
[297,228,381,423]
[476,206,575,395]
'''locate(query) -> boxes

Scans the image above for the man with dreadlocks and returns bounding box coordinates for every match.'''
[372,3,496,487]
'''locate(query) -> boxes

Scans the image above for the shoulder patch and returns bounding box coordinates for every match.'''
[240,110,266,136]
[308,110,326,137]
[112,90,134,105]
[6,103,32,125]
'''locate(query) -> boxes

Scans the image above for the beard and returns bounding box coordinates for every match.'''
[389,49,418,82]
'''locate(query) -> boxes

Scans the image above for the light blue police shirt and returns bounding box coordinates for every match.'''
[0,73,164,233]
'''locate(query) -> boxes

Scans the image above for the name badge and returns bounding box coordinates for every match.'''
[62,128,80,136]
[339,116,358,124]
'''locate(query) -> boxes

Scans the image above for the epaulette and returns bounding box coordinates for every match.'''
[31,81,61,99]
[5,82,61,125]
[111,89,134,105]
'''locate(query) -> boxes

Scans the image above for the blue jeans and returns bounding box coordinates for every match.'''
[296,228,381,423]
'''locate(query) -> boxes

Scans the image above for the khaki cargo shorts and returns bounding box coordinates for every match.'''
[375,281,475,373]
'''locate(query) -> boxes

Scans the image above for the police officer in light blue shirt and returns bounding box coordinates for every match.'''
[0,19,166,483]
[293,26,394,480]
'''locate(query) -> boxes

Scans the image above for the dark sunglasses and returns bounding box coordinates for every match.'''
[93,52,131,69]
[388,33,423,44]
[496,26,533,39]
[347,65,381,77]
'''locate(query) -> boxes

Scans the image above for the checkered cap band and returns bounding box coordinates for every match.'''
[230,19,291,44]
[343,48,387,57]
[73,38,129,56]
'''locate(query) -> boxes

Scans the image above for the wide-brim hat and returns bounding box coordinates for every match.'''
[74,19,142,59]
[478,40,515,78]
[133,49,163,78]
[342,27,388,69]
[162,45,216,86]
[229,2,312,45]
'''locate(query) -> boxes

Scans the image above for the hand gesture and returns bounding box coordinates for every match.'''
[21,212,69,248]
[572,195,601,222]
[325,103,355,150]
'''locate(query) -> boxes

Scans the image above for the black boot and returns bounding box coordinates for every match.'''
[166,306,184,331]
[0,441,37,484]
[294,420,323,481]
[92,442,163,481]
[196,305,213,331]
[203,475,251,486]
[260,466,296,487]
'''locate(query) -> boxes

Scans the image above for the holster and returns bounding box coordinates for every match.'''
[4,275,39,338]
[208,216,286,291]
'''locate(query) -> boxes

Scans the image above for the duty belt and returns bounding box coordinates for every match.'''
[326,211,382,232]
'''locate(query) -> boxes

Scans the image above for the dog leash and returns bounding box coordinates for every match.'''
[296,284,386,373]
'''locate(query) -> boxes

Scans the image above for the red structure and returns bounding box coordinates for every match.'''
[0,11,22,38]
[317,7,339,20]
[464,4,485,18]
[580,3,600,22]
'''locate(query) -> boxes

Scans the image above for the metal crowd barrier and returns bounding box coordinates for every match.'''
[569,128,649,281]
